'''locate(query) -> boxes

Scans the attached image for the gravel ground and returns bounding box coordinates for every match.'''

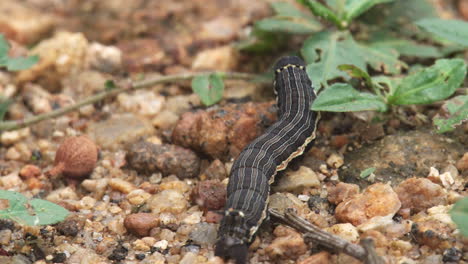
[0,0,467,264]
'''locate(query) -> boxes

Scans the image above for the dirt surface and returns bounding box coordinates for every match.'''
[0,1,467,264]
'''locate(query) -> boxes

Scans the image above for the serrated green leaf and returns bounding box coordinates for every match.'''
[416,19,468,46]
[371,38,442,58]
[255,17,322,34]
[358,44,406,74]
[388,59,466,105]
[360,167,376,178]
[434,95,468,133]
[450,197,468,237]
[344,0,394,22]
[298,0,346,28]
[301,31,366,88]
[192,73,224,106]
[311,83,387,112]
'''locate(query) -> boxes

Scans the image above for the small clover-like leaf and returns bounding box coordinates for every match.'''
[192,73,225,106]
[0,34,39,71]
[360,167,376,178]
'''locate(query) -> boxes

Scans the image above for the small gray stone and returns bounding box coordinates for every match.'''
[189,223,217,245]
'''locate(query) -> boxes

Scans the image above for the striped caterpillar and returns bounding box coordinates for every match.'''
[215,56,320,263]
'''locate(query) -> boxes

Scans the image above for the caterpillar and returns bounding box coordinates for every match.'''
[215,56,320,264]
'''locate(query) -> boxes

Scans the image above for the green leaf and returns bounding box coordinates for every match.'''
[0,190,69,226]
[358,44,406,74]
[255,2,322,34]
[388,59,466,105]
[338,64,373,89]
[4,55,39,71]
[360,167,376,178]
[0,34,39,71]
[450,197,468,237]
[301,31,366,88]
[28,199,70,225]
[370,38,442,58]
[256,17,322,34]
[416,19,468,46]
[192,73,225,106]
[0,97,11,121]
[104,80,116,91]
[344,0,394,22]
[311,83,387,112]
[434,95,468,133]
[298,0,346,29]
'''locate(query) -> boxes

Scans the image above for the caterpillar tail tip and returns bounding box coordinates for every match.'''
[274,56,306,71]
[215,238,248,264]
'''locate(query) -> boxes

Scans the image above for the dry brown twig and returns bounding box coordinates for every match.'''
[0,71,267,131]
[269,208,385,264]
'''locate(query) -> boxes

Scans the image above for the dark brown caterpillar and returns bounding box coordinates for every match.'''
[215,56,320,263]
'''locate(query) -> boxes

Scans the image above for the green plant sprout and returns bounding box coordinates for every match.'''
[0,190,69,226]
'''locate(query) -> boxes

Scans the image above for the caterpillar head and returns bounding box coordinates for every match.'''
[215,209,250,264]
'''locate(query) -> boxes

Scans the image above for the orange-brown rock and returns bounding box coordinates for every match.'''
[456,152,468,172]
[124,213,159,237]
[327,182,359,205]
[297,252,330,264]
[265,225,307,261]
[395,178,447,214]
[335,183,401,226]
[191,180,226,210]
[172,102,277,160]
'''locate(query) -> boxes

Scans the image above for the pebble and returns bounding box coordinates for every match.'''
[297,251,330,264]
[0,128,29,145]
[16,32,89,92]
[56,219,81,237]
[327,182,359,205]
[117,91,165,117]
[192,45,238,71]
[335,183,401,226]
[127,189,151,206]
[87,114,154,151]
[86,42,122,73]
[265,225,307,260]
[199,159,227,181]
[325,223,359,243]
[0,0,56,44]
[395,177,447,214]
[126,141,201,179]
[189,223,217,245]
[191,180,226,210]
[274,166,320,193]
[152,110,180,130]
[77,196,97,210]
[5,147,21,161]
[0,229,12,245]
[180,252,197,264]
[326,153,344,169]
[0,172,22,189]
[172,101,277,160]
[269,193,310,217]
[109,178,136,194]
[182,212,203,225]
[459,0,468,20]
[124,213,159,237]
[19,165,41,179]
[133,239,151,251]
[46,187,79,203]
[148,190,187,214]
[456,152,468,172]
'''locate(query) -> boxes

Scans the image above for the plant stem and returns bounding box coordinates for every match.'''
[0,72,267,131]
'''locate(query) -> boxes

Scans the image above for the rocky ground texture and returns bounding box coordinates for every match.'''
[0,0,467,264]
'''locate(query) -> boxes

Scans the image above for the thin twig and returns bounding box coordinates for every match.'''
[0,71,267,131]
[269,208,385,264]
